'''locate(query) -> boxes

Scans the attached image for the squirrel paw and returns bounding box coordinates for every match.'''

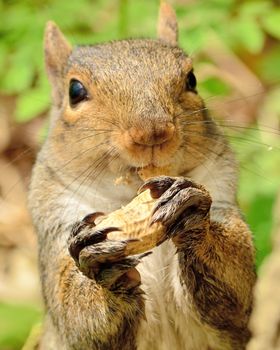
[141,176,212,247]
[68,213,150,290]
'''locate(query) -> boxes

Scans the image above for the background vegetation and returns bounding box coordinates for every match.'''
[0,0,279,348]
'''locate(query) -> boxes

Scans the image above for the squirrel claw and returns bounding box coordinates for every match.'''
[82,212,105,225]
[151,177,197,216]
[96,251,152,289]
[69,225,121,263]
[138,176,176,198]
[150,179,211,236]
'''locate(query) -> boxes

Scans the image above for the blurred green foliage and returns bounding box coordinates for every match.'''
[237,130,279,267]
[0,302,41,350]
[0,0,279,348]
[1,0,280,121]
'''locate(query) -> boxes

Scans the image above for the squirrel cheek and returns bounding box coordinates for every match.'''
[63,105,83,124]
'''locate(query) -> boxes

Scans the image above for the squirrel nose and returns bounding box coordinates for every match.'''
[128,122,175,147]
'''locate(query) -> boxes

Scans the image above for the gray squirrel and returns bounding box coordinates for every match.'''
[29,3,255,349]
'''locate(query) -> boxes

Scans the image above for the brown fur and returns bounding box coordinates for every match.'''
[29,2,256,349]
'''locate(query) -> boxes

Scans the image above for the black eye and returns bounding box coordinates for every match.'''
[69,79,88,106]
[185,71,197,91]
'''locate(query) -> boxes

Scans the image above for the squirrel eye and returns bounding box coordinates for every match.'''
[185,71,197,91]
[69,79,88,106]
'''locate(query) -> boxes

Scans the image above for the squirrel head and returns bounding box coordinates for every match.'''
[44,2,217,181]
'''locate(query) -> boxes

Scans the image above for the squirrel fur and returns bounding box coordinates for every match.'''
[29,3,256,349]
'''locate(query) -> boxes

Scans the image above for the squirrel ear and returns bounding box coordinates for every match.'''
[157,2,178,46]
[44,21,72,106]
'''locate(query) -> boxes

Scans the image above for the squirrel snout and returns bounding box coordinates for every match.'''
[127,122,175,147]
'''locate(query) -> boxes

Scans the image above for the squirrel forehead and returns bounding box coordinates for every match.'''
[67,39,191,82]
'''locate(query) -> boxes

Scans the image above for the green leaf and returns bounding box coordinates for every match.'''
[180,27,206,54]
[126,0,158,38]
[232,17,265,54]
[261,10,280,39]
[239,1,271,17]
[243,194,274,269]
[15,85,50,123]
[200,77,231,97]
[0,62,34,94]
[257,46,280,82]
[0,44,6,77]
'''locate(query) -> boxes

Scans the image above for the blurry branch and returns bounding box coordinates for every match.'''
[22,323,42,350]
[198,31,264,124]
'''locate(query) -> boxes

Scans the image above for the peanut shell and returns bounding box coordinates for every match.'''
[95,190,166,255]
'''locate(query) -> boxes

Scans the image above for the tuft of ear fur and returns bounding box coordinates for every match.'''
[44,21,72,106]
[157,1,178,46]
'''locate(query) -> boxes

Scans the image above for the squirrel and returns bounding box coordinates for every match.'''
[28,2,256,350]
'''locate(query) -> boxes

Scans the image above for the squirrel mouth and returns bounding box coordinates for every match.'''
[112,124,181,170]
[122,142,179,169]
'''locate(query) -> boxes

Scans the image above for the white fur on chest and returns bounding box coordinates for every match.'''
[57,171,141,225]
[136,241,210,350]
